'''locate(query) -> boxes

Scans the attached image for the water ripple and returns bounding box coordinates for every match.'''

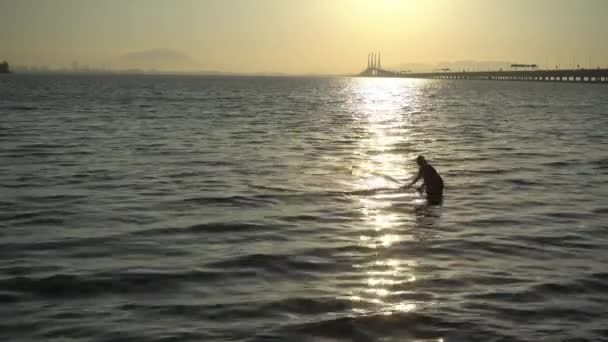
[1,75,607,341]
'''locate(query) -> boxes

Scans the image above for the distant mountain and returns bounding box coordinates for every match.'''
[113,48,201,71]
[436,60,515,72]
[391,60,515,73]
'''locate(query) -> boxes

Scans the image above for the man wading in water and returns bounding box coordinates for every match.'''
[406,155,444,205]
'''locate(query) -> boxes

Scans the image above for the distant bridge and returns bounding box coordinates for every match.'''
[358,54,608,83]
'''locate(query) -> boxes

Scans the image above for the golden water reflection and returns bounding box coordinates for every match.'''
[343,78,428,317]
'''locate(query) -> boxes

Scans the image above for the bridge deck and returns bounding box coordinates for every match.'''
[359,67,608,83]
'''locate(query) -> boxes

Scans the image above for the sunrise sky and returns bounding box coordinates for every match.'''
[2,0,607,73]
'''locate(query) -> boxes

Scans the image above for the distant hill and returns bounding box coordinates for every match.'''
[112,48,201,71]
[391,60,514,73]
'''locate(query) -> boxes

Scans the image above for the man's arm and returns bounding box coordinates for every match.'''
[416,182,426,194]
[405,168,421,188]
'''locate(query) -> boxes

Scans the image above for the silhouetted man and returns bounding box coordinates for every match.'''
[406,155,444,205]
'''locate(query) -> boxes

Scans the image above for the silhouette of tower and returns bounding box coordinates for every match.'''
[378,53,381,69]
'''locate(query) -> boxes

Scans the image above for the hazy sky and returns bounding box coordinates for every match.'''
[2,0,607,73]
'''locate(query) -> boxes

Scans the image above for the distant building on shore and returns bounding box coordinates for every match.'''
[0,61,10,73]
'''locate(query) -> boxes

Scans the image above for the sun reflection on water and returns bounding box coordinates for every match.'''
[342,77,428,318]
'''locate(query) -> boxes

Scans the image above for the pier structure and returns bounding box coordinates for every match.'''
[358,55,608,83]
[402,69,608,83]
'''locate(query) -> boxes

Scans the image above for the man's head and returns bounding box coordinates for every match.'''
[416,155,426,166]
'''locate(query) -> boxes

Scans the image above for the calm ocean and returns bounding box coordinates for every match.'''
[1,74,607,341]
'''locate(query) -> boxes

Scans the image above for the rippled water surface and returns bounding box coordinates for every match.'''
[1,74,608,341]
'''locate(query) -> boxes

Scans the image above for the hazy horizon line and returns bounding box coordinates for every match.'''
[5,48,608,77]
